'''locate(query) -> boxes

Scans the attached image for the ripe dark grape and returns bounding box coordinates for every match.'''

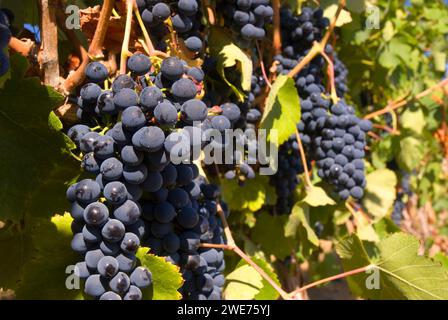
[127,53,151,76]
[86,62,108,83]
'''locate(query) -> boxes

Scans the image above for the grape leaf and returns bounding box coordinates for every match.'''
[401,108,426,135]
[209,27,252,101]
[397,136,425,171]
[0,54,77,222]
[285,203,319,244]
[259,75,301,148]
[136,247,183,300]
[15,214,83,300]
[220,175,276,212]
[336,233,448,300]
[362,169,397,219]
[224,257,281,300]
[323,4,352,27]
[251,212,295,258]
[302,186,336,207]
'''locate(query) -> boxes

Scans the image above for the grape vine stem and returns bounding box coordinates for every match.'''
[321,51,338,104]
[9,37,35,58]
[120,0,134,74]
[364,78,448,120]
[88,0,115,58]
[210,204,291,300]
[272,0,281,56]
[39,0,60,87]
[295,128,313,189]
[288,265,371,298]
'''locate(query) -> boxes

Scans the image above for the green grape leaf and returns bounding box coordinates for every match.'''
[285,203,319,245]
[362,169,397,219]
[336,233,448,300]
[401,108,426,135]
[373,218,401,239]
[433,253,448,269]
[259,75,301,148]
[302,186,336,207]
[209,27,252,100]
[221,175,276,212]
[397,136,425,171]
[251,212,295,257]
[224,257,281,300]
[15,213,83,299]
[136,248,183,300]
[0,54,76,222]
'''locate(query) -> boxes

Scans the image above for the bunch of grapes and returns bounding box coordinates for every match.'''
[391,173,413,225]
[313,100,372,200]
[137,0,203,53]
[218,0,273,43]
[66,51,229,299]
[0,9,13,76]
[333,53,348,97]
[67,178,152,300]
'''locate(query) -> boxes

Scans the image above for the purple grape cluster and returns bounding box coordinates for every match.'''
[218,0,273,43]
[136,0,203,53]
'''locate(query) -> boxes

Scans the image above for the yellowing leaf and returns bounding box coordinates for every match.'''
[362,169,397,219]
[302,186,336,207]
[324,4,352,27]
[401,108,426,135]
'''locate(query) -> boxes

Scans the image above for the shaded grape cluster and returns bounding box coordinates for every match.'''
[0,8,13,76]
[218,0,273,42]
[137,0,203,53]
[391,173,412,226]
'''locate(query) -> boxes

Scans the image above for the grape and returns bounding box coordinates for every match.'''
[97,256,119,278]
[125,182,143,201]
[93,135,115,160]
[100,157,123,180]
[101,219,126,242]
[152,3,171,20]
[81,152,100,174]
[211,115,231,132]
[186,67,204,82]
[121,145,143,166]
[80,83,102,105]
[120,232,141,254]
[142,9,156,27]
[127,219,147,239]
[71,233,87,254]
[130,267,152,288]
[116,253,137,272]
[114,200,141,225]
[109,272,131,294]
[84,274,107,297]
[181,99,207,124]
[171,78,197,101]
[141,171,163,192]
[161,164,177,187]
[112,74,136,93]
[113,88,139,109]
[85,249,105,269]
[70,202,85,221]
[178,0,198,16]
[171,14,193,33]
[162,233,181,253]
[79,131,100,153]
[179,231,200,253]
[127,53,151,76]
[100,241,120,256]
[100,291,122,300]
[160,57,184,80]
[124,285,142,300]
[103,181,128,205]
[132,126,165,152]
[123,164,148,184]
[154,201,176,223]
[75,179,101,205]
[74,261,90,279]
[168,188,190,209]
[177,207,199,228]
[140,86,164,111]
[154,101,178,125]
[68,124,90,145]
[241,24,265,40]
[82,224,102,243]
[220,103,241,124]
[184,36,202,52]
[97,90,117,115]
[86,62,108,83]
[121,106,147,131]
